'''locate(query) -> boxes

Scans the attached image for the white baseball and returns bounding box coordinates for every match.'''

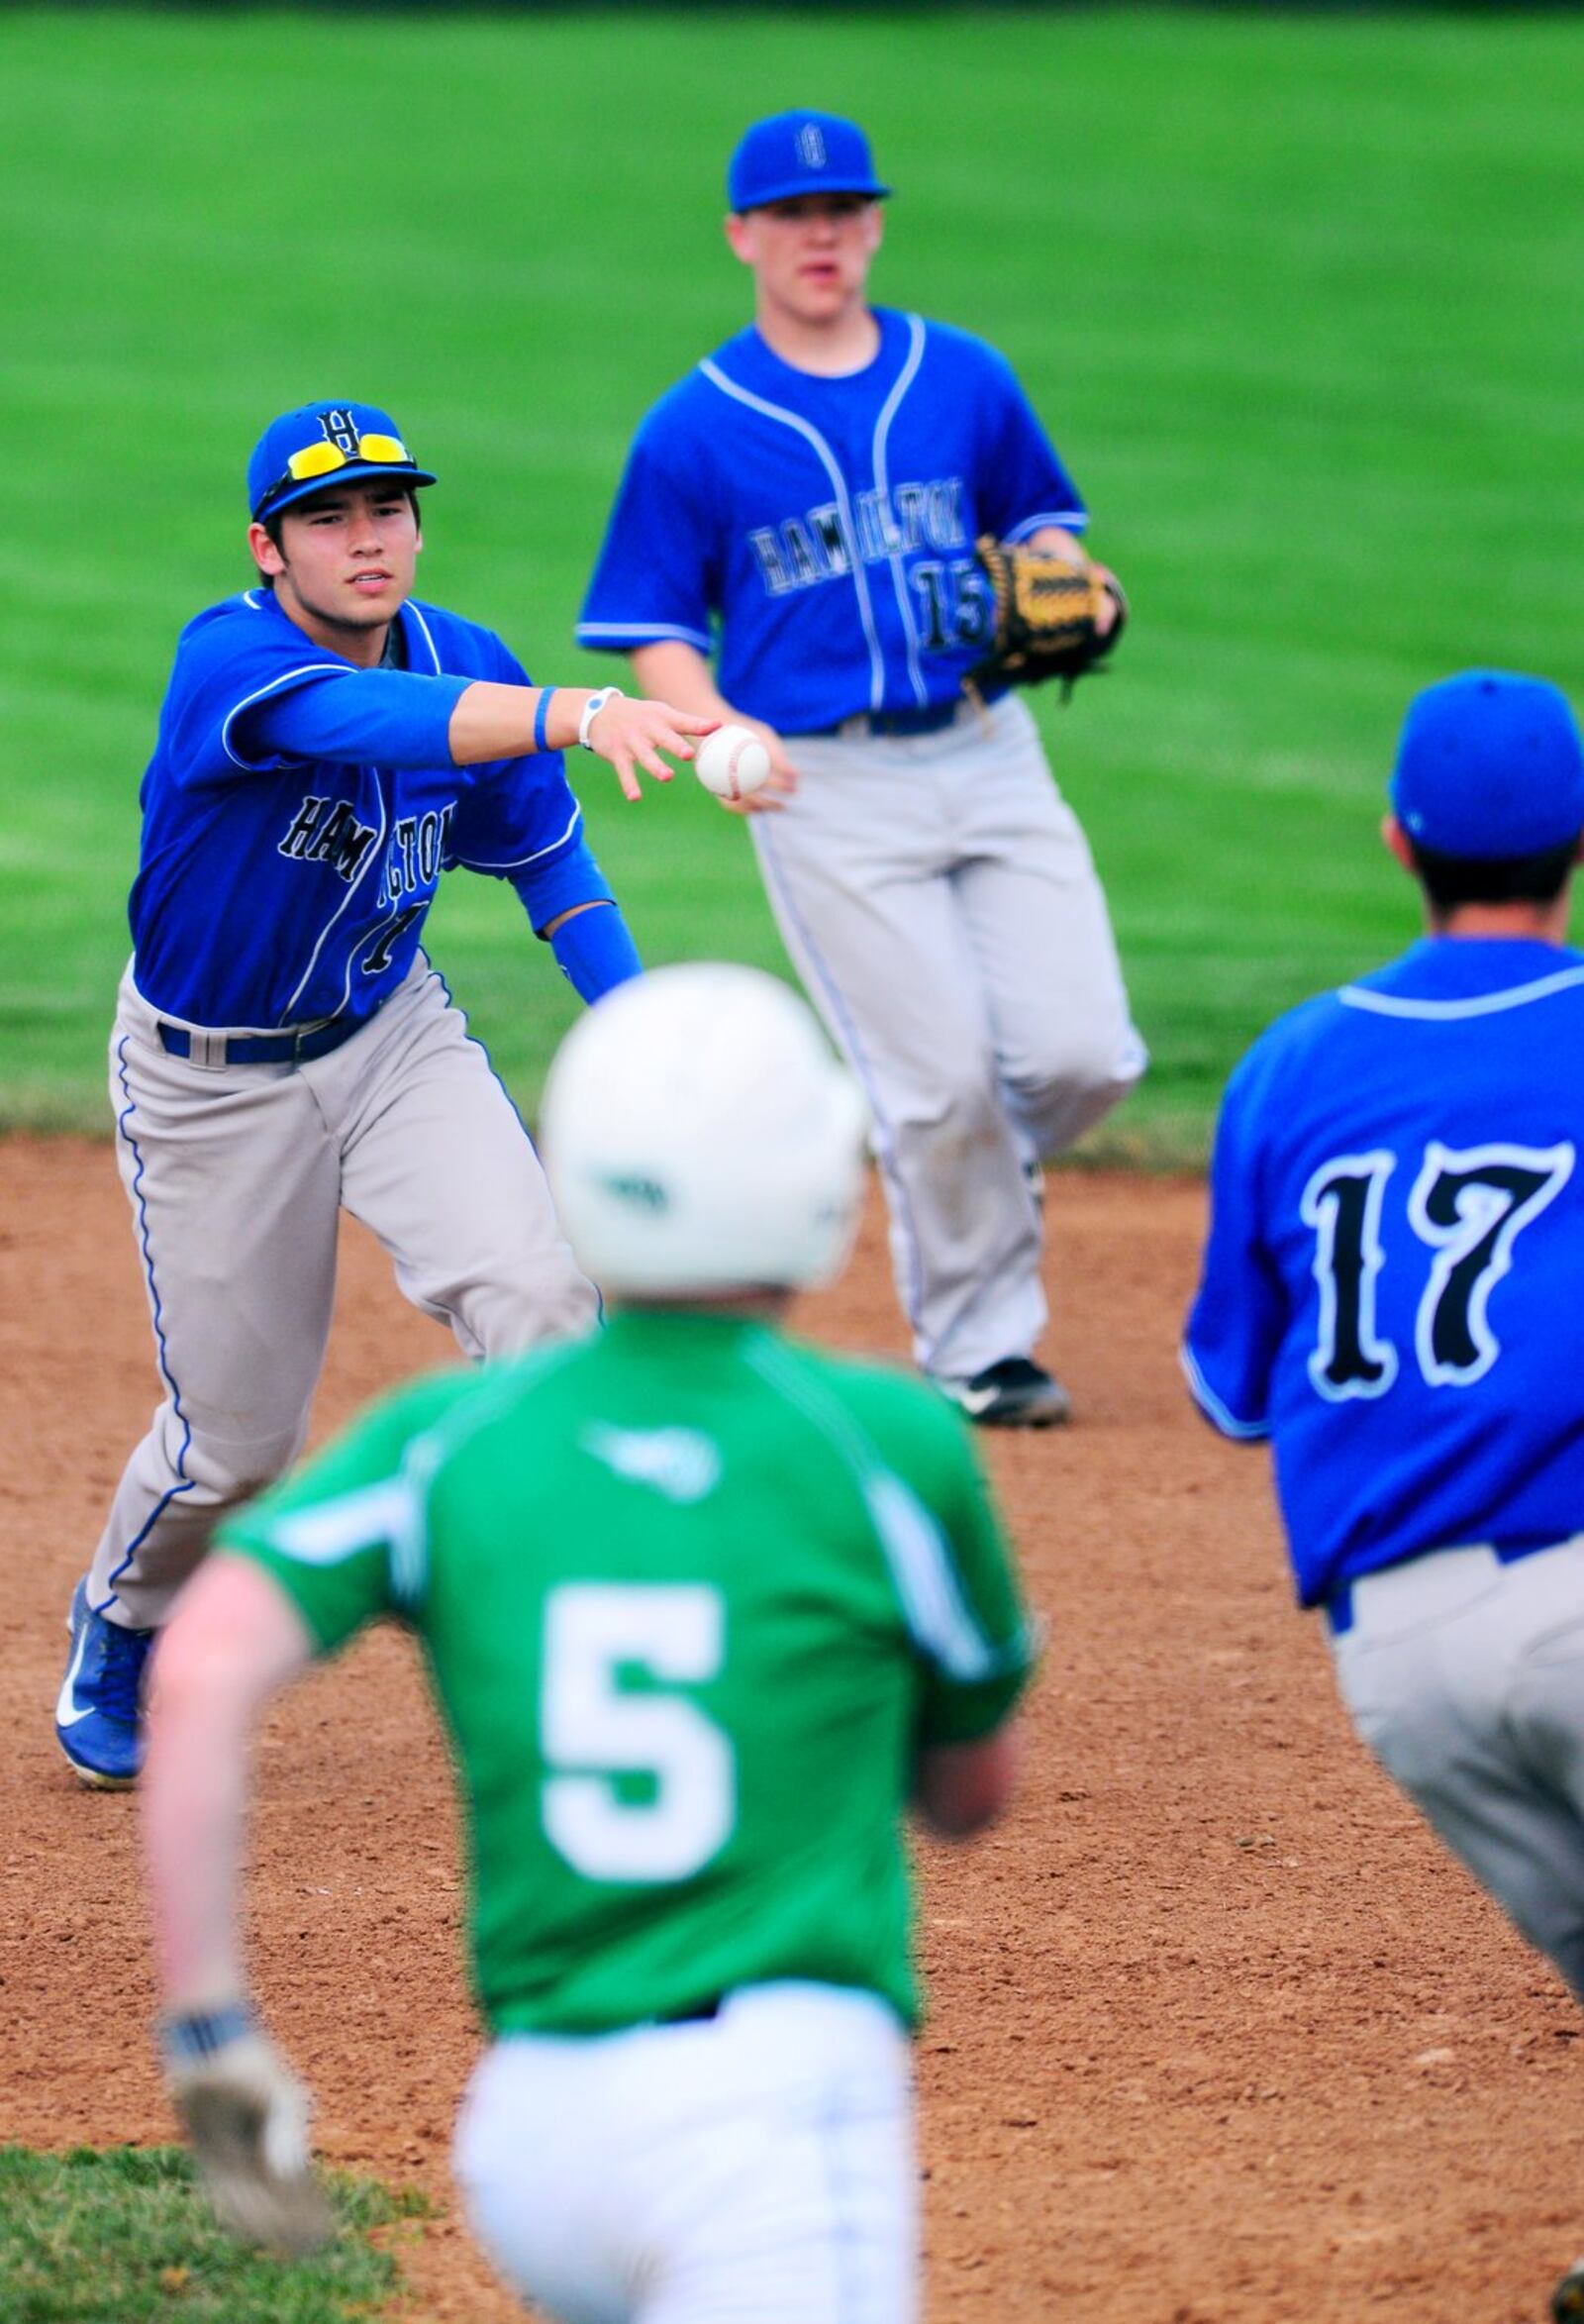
[693,723,772,802]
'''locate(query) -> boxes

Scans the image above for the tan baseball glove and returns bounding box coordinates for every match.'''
[969,536,1128,694]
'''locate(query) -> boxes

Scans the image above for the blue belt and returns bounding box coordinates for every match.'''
[1325,1534,1574,1636]
[804,684,1006,741]
[157,1014,365,1067]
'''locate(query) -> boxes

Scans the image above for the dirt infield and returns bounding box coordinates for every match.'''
[3,1136,1577,2323]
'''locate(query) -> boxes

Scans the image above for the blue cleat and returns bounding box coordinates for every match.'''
[55,1578,153,1789]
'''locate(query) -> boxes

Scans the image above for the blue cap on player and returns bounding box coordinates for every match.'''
[727,111,891,213]
[248,401,438,523]
[1391,670,1584,859]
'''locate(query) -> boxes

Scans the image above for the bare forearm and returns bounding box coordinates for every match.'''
[630,642,733,721]
[447,679,716,803]
[143,1695,252,2011]
[447,681,594,764]
[142,1561,315,2014]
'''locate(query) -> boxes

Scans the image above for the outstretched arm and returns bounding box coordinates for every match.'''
[240,672,717,804]
[448,681,718,801]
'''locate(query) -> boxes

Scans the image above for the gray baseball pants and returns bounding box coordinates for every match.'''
[1331,1535,1584,2001]
[754,692,1144,1381]
[89,957,597,1630]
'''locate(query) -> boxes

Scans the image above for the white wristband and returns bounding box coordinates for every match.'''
[579,686,624,751]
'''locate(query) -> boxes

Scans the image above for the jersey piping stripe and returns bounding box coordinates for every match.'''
[405,602,443,674]
[103,1035,198,1601]
[220,663,352,772]
[576,620,715,653]
[258,1345,590,1608]
[1338,964,1584,1020]
[1178,1339,1271,1441]
[750,820,928,1344]
[744,1338,1023,1681]
[698,358,887,714]
[266,1477,424,1594]
[1004,509,1088,542]
[870,314,930,709]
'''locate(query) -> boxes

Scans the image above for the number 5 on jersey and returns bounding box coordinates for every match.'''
[1302,1140,1574,1399]
[541,1584,735,1882]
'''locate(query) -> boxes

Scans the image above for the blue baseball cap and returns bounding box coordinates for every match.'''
[727,111,890,213]
[1390,670,1584,859]
[248,400,438,523]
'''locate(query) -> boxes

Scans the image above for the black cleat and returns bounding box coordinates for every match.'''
[937,1357,1072,1429]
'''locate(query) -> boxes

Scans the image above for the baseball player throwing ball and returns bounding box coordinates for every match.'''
[578,110,1146,1427]
[1182,673,1584,2324]
[142,961,1036,2321]
[55,399,714,1791]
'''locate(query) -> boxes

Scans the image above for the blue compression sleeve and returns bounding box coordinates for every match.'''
[241,668,472,769]
[547,903,644,1003]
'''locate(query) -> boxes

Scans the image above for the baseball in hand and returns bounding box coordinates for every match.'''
[693,723,771,803]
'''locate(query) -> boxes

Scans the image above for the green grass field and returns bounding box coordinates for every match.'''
[0,2146,423,2323]
[3,7,1580,1153]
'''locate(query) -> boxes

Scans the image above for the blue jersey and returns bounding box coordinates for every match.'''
[1184,938,1584,1608]
[131,589,610,1029]
[577,309,1085,736]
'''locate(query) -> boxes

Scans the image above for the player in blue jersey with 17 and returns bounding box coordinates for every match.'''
[54,399,714,1791]
[1183,670,1584,2324]
[580,112,1145,1428]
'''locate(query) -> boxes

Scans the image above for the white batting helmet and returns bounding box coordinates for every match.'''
[541,963,868,1295]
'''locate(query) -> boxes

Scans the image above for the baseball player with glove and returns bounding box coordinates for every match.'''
[142,961,1036,2320]
[1182,673,1584,2324]
[578,110,1145,1428]
[55,399,714,1791]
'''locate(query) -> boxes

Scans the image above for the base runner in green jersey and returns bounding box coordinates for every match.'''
[142,962,1038,2319]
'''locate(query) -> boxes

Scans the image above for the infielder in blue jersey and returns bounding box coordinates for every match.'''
[580,111,1146,1428]
[1185,676,1584,2276]
[54,399,713,1790]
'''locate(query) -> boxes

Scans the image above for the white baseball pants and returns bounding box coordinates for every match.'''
[453,1983,917,2324]
[88,957,597,1629]
[755,692,1144,1381]
[1331,1535,1584,2000]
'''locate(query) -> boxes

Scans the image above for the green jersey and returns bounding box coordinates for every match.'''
[219,1310,1036,2035]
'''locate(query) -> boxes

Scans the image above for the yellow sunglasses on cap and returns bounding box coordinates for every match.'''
[280,431,412,485]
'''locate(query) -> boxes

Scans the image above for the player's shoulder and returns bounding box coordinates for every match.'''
[1238,980,1354,1072]
[909,313,1003,363]
[400,595,516,681]
[906,312,1023,388]
[633,338,759,444]
[772,1334,985,1483]
[166,590,344,694]
[173,590,284,655]
[353,1342,595,1476]
[1219,981,1355,1131]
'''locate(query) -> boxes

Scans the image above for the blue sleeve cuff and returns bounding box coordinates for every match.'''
[547,902,644,1003]
[1178,1341,1271,1442]
[507,831,613,929]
